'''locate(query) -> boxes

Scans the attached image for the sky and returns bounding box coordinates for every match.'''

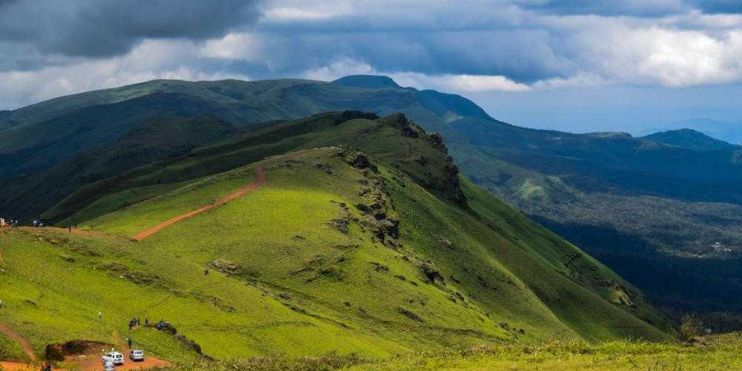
[1,0,741,134]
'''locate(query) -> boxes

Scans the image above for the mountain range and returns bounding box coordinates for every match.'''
[1,75,740,327]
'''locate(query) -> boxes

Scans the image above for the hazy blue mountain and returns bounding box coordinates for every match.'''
[641,118,742,145]
[644,129,737,151]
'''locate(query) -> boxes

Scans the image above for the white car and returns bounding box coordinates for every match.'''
[130,349,145,362]
[103,360,115,371]
[102,351,125,365]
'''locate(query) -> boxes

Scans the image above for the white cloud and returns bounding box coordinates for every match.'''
[2,0,742,109]
[303,58,375,81]
[0,40,249,108]
[303,58,532,92]
[392,73,532,92]
[199,33,263,60]
[575,25,742,86]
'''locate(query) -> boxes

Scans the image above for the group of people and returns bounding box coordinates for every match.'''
[128,317,143,330]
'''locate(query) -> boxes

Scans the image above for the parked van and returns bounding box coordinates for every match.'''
[102,351,125,365]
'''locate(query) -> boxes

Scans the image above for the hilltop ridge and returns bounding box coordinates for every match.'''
[0,111,673,367]
[1,75,739,322]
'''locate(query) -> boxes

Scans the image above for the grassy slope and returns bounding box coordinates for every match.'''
[82,149,668,342]
[350,333,742,371]
[1,224,406,362]
[1,114,671,364]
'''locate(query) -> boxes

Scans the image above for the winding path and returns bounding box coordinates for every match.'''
[132,165,266,241]
[0,323,37,363]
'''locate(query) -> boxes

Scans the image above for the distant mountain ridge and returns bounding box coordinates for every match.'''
[644,128,738,151]
[1,75,740,320]
[641,118,742,145]
[334,74,402,89]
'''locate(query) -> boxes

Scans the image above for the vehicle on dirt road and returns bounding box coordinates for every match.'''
[130,349,145,362]
[102,351,124,365]
[103,360,115,371]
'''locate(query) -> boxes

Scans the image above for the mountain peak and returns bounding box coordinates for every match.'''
[644,128,736,151]
[332,75,402,89]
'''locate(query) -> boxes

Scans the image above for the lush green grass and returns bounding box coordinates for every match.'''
[0,331,28,362]
[349,333,742,370]
[159,333,742,370]
[0,225,406,362]
[1,114,675,366]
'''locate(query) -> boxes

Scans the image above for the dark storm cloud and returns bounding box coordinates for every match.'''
[1,0,742,110]
[250,29,573,83]
[0,0,262,58]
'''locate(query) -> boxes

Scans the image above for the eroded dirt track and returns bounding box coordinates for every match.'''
[0,323,37,362]
[132,165,266,241]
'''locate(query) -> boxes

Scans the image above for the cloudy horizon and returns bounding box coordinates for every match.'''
[1,0,741,134]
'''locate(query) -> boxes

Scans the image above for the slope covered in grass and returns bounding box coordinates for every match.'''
[3,76,741,321]
[1,112,672,366]
[349,333,742,371]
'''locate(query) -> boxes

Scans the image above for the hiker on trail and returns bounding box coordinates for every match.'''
[204,268,209,276]
[98,311,103,320]
[126,336,132,348]
[42,361,52,371]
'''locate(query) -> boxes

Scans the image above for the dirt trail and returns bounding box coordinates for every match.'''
[65,339,171,371]
[132,165,266,241]
[35,227,115,239]
[0,361,36,370]
[0,323,37,363]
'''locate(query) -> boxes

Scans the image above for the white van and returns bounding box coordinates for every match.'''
[130,349,145,362]
[102,351,125,365]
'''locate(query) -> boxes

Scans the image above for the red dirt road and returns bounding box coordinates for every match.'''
[0,323,37,362]
[0,323,39,370]
[132,165,266,241]
[0,361,37,370]
[65,348,171,370]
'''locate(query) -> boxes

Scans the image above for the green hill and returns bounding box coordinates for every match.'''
[2,75,739,323]
[0,112,672,367]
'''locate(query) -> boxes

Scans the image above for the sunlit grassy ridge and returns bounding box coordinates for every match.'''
[1,112,673,365]
[349,333,742,371]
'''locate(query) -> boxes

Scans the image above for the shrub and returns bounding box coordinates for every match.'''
[680,314,703,341]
